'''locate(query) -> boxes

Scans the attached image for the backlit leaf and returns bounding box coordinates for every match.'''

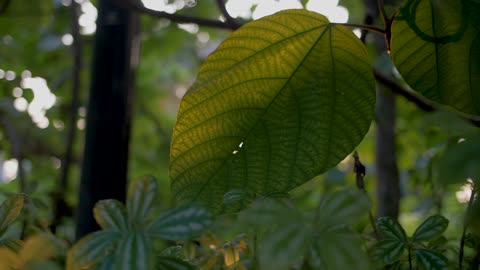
[412,215,449,242]
[148,204,212,240]
[391,0,480,115]
[94,200,129,231]
[0,194,24,235]
[170,9,375,212]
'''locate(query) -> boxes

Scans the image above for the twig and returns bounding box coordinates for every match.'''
[376,0,388,26]
[353,151,379,240]
[215,0,241,29]
[459,183,477,269]
[333,22,385,35]
[113,0,240,30]
[51,0,82,233]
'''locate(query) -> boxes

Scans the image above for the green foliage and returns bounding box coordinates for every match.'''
[0,194,24,238]
[437,136,480,185]
[241,188,371,270]
[170,9,375,213]
[372,215,449,269]
[391,0,480,115]
[67,177,212,270]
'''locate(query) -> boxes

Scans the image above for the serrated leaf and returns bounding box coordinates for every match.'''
[415,249,448,270]
[371,238,406,266]
[127,176,158,227]
[412,215,449,242]
[157,256,197,270]
[259,222,312,270]
[377,217,408,243]
[67,230,121,270]
[315,187,371,228]
[148,204,212,240]
[391,0,480,115]
[94,200,129,231]
[170,9,375,213]
[112,231,155,270]
[0,194,24,234]
[309,227,371,270]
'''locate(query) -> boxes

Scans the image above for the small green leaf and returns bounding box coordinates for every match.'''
[127,176,157,226]
[310,227,371,270]
[67,230,121,270]
[415,249,448,270]
[315,188,371,228]
[112,231,155,270]
[377,217,408,243]
[170,9,375,213]
[156,256,197,270]
[412,215,449,242]
[148,204,212,240]
[240,198,299,227]
[0,194,24,234]
[371,238,406,266]
[465,233,480,249]
[259,222,312,270]
[94,200,129,231]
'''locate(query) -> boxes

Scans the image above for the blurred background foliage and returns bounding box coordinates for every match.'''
[0,0,477,254]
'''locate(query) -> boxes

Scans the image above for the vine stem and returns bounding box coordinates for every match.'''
[459,182,477,269]
[408,246,413,270]
[376,0,388,26]
[353,151,380,240]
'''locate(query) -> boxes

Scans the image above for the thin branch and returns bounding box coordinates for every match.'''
[113,0,239,30]
[376,0,388,26]
[215,0,241,29]
[353,151,379,240]
[334,22,386,35]
[459,183,477,269]
[374,70,480,127]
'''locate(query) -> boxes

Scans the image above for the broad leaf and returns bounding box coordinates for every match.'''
[437,137,480,185]
[377,217,408,243]
[127,176,157,227]
[259,222,312,270]
[67,231,121,270]
[148,204,212,240]
[315,187,371,228]
[412,215,448,242]
[371,238,406,266]
[0,194,24,235]
[415,249,448,270]
[240,198,301,227]
[170,9,375,212]
[94,200,129,231]
[156,256,196,270]
[391,0,480,115]
[112,231,155,270]
[309,227,371,270]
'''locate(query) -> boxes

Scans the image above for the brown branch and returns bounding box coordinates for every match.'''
[112,0,240,30]
[215,0,241,29]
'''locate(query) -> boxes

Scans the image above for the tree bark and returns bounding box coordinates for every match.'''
[75,0,140,240]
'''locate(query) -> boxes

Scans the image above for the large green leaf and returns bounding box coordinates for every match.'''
[127,176,158,227]
[148,204,212,240]
[156,256,197,270]
[412,215,448,242]
[170,9,375,212]
[391,0,480,115]
[0,194,24,235]
[309,226,371,270]
[314,187,371,228]
[94,200,129,232]
[415,249,448,270]
[67,231,121,270]
[112,231,155,270]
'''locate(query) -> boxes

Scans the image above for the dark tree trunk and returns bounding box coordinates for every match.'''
[75,0,140,240]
